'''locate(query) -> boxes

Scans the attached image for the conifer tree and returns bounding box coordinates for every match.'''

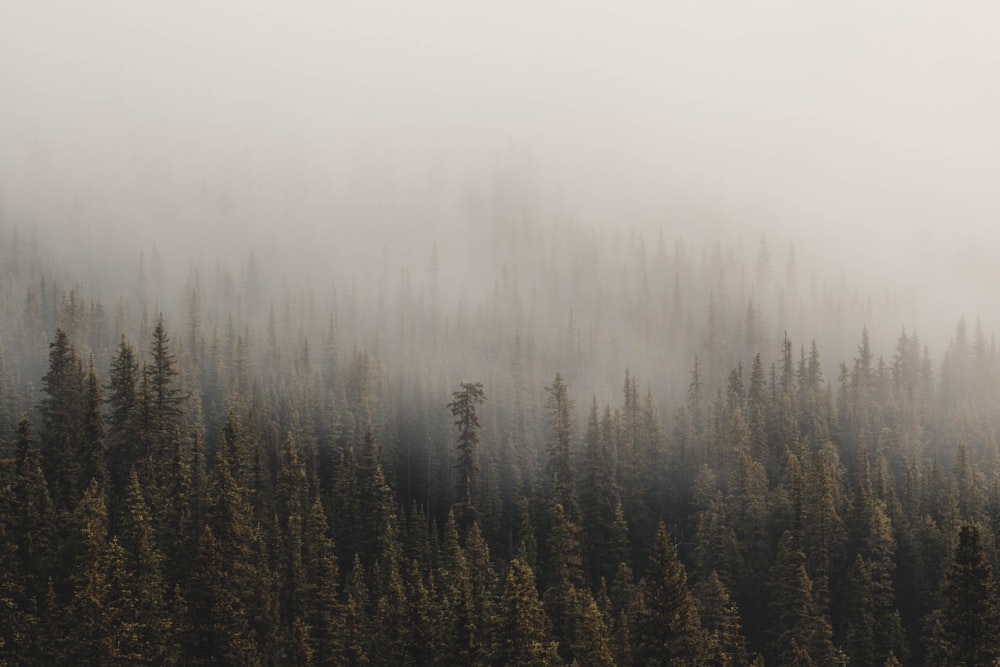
[357,424,399,570]
[300,496,344,665]
[341,555,370,666]
[147,317,184,448]
[371,558,412,666]
[63,479,141,665]
[38,327,85,509]
[184,525,258,665]
[448,381,485,526]
[436,510,476,665]
[465,521,497,665]
[0,443,33,664]
[694,570,751,667]
[493,557,561,667]
[105,336,140,500]
[119,468,174,663]
[926,522,1000,665]
[545,373,578,519]
[542,502,585,662]
[581,397,629,586]
[9,417,56,614]
[767,529,840,665]
[630,521,713,665]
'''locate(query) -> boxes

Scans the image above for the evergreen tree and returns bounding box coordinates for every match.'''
[630,521,713,665]
[147,317,184,447]
[9,417,56,616]
[581,397,629,586]
[62,480,141,666]
[448,381,485,525]
[78,359,108,498]
[105,336,140,500]
[767,529,841,665]
[926,522,1000,665]
[38,327,85,509]
[694,570,751,666]
[545,373,578,519]
[493,557,561,667]
[300,496,345,665]
[119,468,174,663]
[357,424,399,570]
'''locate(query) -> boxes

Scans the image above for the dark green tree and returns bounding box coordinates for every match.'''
[119,468,175,663]
[767,529,841,665]
[448,381,485,523]
[545,373,578,519]
[493,557,561,666]
[38,327,85,509]
[926,522,1000,665]
[105,336,140,500]
[62,479,141,665]
[630,521,713,665]
[581,397,629,586]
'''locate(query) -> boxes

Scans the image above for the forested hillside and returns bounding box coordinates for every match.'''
[2,216,1000,666]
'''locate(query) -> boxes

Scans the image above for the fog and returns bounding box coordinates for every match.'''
[2,0,1000,355]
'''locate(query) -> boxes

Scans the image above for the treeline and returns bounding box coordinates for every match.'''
[2,318,1000,665]
[1,220,1000,664]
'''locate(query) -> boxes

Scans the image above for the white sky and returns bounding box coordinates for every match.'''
[1,0,999,336]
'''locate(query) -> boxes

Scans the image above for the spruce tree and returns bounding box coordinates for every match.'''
[926,522,1000,665]
[767,529,840,665]
[300,496,344,665]
[448,381,485,524]
[119,468,174,663]
[493,557,561,667]
[630,521,713,665]
[38,327,85,509]
[105,336,140,501]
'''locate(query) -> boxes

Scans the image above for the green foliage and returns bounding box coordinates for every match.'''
[630,522,713,665]
[493,557,561,667]
[448,381,485,517]
[926,522,1000,665]
[10,236,1000,666]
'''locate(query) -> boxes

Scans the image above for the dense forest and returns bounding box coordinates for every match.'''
[2,212,1000,667]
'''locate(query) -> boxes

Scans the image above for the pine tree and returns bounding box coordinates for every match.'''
[630,521,713,665]
[119,469,174,663]
[105,336,140,500]
[448,381,485,526]
[545,373,578,519]
[0,440,34,664]
[9,417,56,615]
[926,522,1000,665]
[465,521,497,665]
[542,502,585,662]
[568,585,614,667]
[63,479,142,665]
[493,557,561,666]
[147,317,184,448]
[184,525,259,665]
[581,397,629,586]
[38,327,85,509]
[694,570,751,667]
[357,424,399,570]
[78,359,108,498]
[300,496,345,665]
[371,558,412,666]
[767,529,840,666]
[436,511,476,665]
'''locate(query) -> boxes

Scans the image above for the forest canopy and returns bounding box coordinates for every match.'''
[1,213,999,666]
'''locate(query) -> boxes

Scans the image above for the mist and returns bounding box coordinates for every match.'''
[7,4,1000,664]
[4,1,999,338]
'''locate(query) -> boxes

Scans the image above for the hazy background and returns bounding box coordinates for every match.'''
[2,0,999,351]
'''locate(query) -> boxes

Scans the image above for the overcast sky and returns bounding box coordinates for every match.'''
[2,1,999,337]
